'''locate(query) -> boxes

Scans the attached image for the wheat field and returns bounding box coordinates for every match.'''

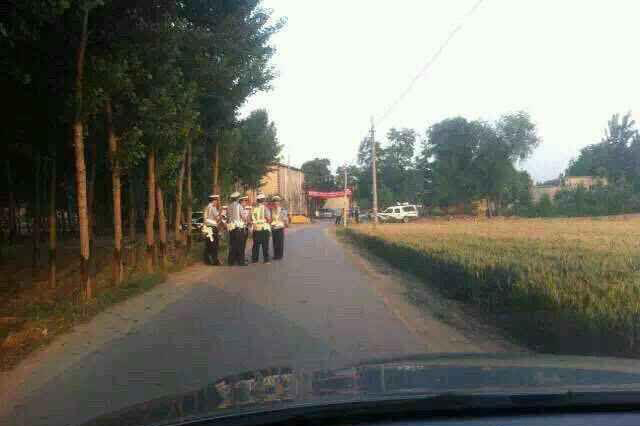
[343,216,640,357]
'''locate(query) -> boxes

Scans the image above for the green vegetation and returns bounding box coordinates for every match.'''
[341,218,640,357]
[518,112,640,218]
[3,0,283,294]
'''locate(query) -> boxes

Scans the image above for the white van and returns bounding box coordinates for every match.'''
[377,203,419,223]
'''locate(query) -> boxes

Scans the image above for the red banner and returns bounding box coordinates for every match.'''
[307,189,352,198]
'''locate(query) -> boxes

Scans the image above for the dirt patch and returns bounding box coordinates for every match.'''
[330,228,523,354]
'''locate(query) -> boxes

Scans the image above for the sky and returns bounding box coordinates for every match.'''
[242,0,640,183]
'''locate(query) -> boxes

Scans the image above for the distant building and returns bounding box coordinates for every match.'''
[531,175,608,203]
[247,163,307,215]
[562,176,608,190]
[531,185,562,203]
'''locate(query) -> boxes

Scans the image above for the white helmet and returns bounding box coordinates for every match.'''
[256,193,266,201]
[230,191,241,199]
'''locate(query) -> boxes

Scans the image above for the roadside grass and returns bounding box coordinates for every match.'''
[0,237,223,371]
[338,217,640,357]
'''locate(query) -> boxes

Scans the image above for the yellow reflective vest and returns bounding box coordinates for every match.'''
[252,204,271,232]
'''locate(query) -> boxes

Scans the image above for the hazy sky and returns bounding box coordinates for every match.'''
[242,0,640,183]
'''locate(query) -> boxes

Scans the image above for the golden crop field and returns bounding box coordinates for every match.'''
[342,217,640,357]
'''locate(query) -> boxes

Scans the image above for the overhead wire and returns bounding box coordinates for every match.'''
[374,0,486,127]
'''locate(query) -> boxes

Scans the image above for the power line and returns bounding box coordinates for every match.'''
[375,0,486,126]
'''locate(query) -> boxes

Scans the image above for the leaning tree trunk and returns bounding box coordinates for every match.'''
[185,141,193,252]
[174,148,186,253]
[105,98,123,285]
[86,134,97,277]
[156,183,168,269]
[72,7,91,299]
[48,156,57,288]
[128,179,136,269]
[32,152,41,277]
[145,150,156,272]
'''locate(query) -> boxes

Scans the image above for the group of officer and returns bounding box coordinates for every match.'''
[202,191,288,266]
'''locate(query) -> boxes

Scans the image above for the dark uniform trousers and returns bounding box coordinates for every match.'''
[204,228,220,265]
[228,228,246,265]
[252,230,270,263]
[243,227,249,259]
[272,228,284,260]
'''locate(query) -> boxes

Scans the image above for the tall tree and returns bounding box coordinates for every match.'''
[427,117,482,207]
[226,110,282,189]
[71,4,92,299]
[105,97,123,284]
[301,158,335,191]
[379,128,418,204]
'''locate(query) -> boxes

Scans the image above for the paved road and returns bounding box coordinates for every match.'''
[1,222,497,426]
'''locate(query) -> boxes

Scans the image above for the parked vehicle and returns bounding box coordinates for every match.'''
[191,211,204,231]
[315,208,335,219]
[377,203,419,223]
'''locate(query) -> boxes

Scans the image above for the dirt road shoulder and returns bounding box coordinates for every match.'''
[329,227,523,355]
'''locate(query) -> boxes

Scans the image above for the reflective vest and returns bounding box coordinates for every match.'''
[252,204,271,232]
[271,206,285,229]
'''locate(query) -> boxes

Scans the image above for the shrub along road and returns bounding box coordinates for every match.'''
[0,222,512,426]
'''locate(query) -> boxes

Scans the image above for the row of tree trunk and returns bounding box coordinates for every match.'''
[67,7,195,298]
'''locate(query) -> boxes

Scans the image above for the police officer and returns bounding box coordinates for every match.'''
[203,194,221,265]
[239,195,251,264]
[251,193,271,264]
[227,191,248,266]
[270,195,287,260]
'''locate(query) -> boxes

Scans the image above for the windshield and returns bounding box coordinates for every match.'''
[3,2,640,426]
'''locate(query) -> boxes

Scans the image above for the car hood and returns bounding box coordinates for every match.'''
[82,353,640,426]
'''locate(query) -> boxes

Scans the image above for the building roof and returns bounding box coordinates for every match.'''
[272,163,303,173]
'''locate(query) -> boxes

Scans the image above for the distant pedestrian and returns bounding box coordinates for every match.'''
[203,194,221,265]
[335,211,342,225]
[270,195,287,260]
[227,192,248,266]
[251,193,271,264]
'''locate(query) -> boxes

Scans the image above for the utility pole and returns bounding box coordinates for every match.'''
[370,117,379,225]
[343,164,348,228]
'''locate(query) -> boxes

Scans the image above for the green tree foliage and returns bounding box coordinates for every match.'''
[567,112,640,188]
[559,112,640,217]
[2,0,283,288]
[425,112,539,213]
[301,158,335,191]
[227,110,282,189]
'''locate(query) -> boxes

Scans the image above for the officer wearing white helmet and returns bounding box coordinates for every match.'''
[203,194,221,265]
[251,193,272,264]
[239,195,251,263]
[226,191,248,266]
[270,195,288,260]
